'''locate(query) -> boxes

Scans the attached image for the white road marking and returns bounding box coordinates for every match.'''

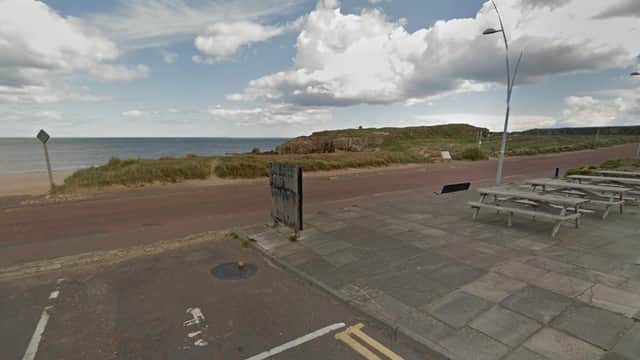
[22,306,53,360]
[244,322,346,360]
[188,330,202,338]
[183,307,205,327]
[194,339,208,347]
[48,290,59,300]
[183,307,209,348]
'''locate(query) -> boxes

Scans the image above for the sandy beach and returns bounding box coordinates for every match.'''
[0,171,72,196]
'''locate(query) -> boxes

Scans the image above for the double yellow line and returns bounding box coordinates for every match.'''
[335,323,404,360]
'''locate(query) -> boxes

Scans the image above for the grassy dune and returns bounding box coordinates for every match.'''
[51,124,640,193]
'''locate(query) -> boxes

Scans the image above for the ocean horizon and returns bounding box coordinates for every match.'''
[0,137,289,174]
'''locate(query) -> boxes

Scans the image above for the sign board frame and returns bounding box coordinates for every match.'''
[269,163,303,232]
[37,129,50,144]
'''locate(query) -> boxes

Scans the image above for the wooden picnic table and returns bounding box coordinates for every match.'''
[469,187,588,238]
[594,170,640,178]
[525,178,630,219]
[568,174,640,186]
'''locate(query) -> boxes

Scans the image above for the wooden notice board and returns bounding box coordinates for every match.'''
[269,163,303,231]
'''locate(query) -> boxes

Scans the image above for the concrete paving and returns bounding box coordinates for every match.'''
[0,235,436,360]
[239,177,640,360]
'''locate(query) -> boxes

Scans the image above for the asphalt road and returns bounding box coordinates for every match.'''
[0,144,636,267]
[0,236,438,360]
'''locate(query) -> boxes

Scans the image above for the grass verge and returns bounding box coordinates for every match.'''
[566,158,640,176]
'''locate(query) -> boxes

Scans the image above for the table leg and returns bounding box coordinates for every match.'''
[552,206,567,238]
[473,194,486,220]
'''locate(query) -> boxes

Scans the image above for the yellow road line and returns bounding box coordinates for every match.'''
[335,323,404,360]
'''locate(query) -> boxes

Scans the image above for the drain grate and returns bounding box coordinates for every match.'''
[211,262,257,280]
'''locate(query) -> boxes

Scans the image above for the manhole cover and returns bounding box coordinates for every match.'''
[211,262,257,280]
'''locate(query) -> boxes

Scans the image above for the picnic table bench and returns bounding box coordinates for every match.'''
[469,187,588,238]
[567,175,640,204]
[594,170,640,178]
[525,178,630,220]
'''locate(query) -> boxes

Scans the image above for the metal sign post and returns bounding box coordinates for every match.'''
[36,129,54,190]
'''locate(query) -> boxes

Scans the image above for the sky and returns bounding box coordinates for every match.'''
[1,0,639,138]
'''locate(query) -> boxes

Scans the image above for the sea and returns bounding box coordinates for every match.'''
[0,138,288,174]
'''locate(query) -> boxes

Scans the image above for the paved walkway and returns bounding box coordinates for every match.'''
[238,178,640,360]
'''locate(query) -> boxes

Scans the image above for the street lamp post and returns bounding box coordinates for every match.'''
[631,71,640,158]
[483,0,524,185]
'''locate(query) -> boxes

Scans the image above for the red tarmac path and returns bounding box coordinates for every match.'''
[0,144,636,268]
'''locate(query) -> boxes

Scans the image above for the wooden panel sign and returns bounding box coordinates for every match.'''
[269,163,303,231]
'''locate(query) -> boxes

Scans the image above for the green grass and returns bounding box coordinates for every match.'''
[566,158,640,176]
[51,124,640,193]
[214,151,426,179]
[52,156,212,193]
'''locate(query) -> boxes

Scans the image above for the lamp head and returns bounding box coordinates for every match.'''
[482,28,503,35]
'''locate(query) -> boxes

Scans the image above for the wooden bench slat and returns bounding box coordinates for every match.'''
[468,202,579,221]
[526,178,631,193]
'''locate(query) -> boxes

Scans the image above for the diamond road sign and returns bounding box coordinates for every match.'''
[36,129,50,144]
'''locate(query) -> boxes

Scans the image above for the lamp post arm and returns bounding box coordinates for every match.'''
[491,0,511,104]
[508,50,524,103]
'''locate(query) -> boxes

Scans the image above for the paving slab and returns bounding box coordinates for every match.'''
[323,250,359,268]
[307,238,352,256]
[470,305,542,347]
[461,272,527,302]
[440,327,510,360]
[576,284,640,317]
[424,291,493,328]
[363,269,453,308]
[501,286,573,324]
[503,347,550,360]
[397,308,457,344]
[611,324,640,360]
[524,327,605,360]
[360,292,414,325]
[492,261,549,284]
[427,262,486,289]
[533,272,594,298]
[551,304,634,350]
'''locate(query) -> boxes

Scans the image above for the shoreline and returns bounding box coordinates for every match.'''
[0,164,429,197]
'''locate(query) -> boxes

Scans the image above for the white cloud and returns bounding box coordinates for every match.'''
[34,110,62,120]
[89,64,151,81]
[161,50,178,64]
[194,19,302,63]
[121,110,147,117]
[208,104,331,126]
[560,92,640,127]
[229,0,639,108]
[91,0,304,49]
[0,0,150,104]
